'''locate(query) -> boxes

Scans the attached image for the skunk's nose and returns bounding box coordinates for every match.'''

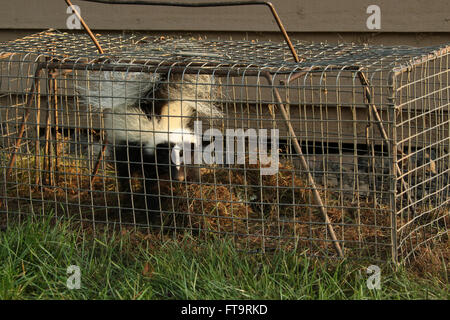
[171,165,185,182]
[176,170,185,182]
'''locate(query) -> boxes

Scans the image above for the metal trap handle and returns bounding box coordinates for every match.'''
[64,0,301,62]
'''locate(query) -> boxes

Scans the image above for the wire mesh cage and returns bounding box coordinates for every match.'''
[0,28,448,262]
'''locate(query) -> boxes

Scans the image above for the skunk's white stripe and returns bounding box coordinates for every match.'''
[105,100,193,148]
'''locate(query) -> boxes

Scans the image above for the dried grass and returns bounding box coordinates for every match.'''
[2,152,447,261]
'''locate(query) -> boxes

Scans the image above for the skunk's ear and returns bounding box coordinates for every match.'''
[159,73,169,82]
[139,72,170,115]
[142,72,166,100]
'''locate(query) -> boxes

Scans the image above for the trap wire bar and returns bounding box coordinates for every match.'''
[65,0,302,62]
[0,28,449,262]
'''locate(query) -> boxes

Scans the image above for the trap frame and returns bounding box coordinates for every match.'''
[0,1,448,263]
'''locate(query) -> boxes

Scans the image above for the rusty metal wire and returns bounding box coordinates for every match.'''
[65,0,301,63]
[0,29,448,263]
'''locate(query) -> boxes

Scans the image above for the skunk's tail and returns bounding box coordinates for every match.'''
[76,68,223,118]
[76,70,161,111]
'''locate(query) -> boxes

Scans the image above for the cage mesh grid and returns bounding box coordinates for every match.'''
[0,30,448,262]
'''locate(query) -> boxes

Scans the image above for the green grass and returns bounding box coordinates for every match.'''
[0,214,448,300]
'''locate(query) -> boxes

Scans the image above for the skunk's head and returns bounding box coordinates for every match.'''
[146,129,197,182]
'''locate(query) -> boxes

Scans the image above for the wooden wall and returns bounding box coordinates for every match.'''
[0,0,449,32]
[0,0,449,46]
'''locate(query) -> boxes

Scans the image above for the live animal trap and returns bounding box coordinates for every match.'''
[0,2,448,263]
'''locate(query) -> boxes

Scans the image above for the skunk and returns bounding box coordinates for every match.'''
[77,69,222,213]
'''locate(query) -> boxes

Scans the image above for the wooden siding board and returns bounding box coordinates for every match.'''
[0,0,449,33]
